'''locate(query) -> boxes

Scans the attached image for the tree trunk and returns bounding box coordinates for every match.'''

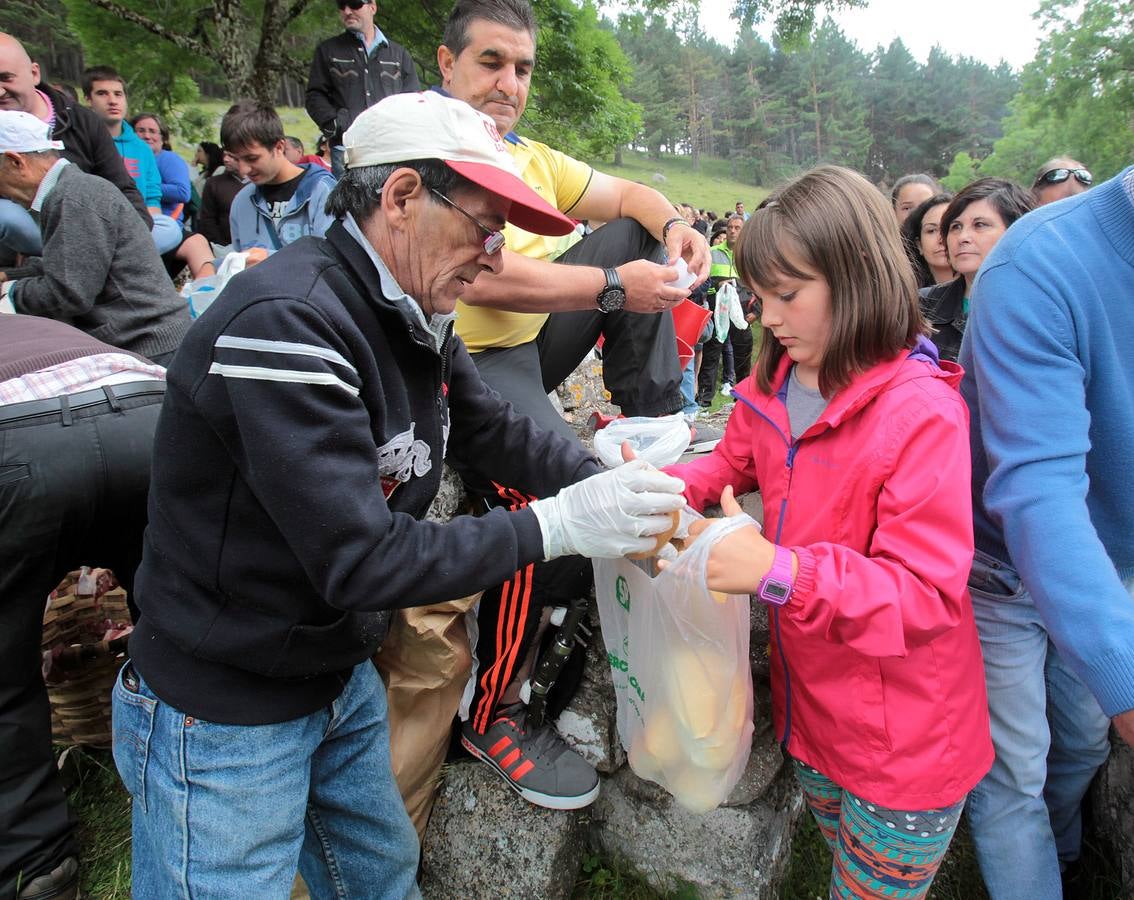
[688,68,700,173]
[810,68,822,161]
[78,0,311,104]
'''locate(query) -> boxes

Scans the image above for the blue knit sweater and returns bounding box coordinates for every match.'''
[960,167,1134,717]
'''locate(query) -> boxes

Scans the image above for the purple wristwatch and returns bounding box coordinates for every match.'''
[756,545,794,606]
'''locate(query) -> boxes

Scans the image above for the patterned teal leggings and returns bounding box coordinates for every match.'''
[793,760,966,899]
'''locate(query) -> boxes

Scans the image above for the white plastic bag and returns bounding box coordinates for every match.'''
[593,514,756,813]
[181,251,252,319]
[713,282,748,342]
[592,413,691,468]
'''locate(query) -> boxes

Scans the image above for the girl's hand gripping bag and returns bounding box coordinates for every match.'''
[594,514,756,813]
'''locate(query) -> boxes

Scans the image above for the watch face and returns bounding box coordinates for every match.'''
[759,579,791,605]
[599,288,626,312]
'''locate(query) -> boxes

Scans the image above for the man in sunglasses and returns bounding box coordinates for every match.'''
[1032,156,1093,206]
[112,91,686,898]
[305,0,420,178]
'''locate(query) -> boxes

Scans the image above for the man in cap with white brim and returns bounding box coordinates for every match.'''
[113,90,686,898]
[0,109,189,363]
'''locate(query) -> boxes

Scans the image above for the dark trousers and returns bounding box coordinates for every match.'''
[0,387,162,897]
[537,218,683,418]
[698,321,753,402]
[465,218,683,732]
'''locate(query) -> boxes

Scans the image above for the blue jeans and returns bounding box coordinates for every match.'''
[331,145,346,180]
[0,198,43,256]
[966,549,1114,900]
[680,356,698,417]
[113,661,421,899]
[150,212,183,254]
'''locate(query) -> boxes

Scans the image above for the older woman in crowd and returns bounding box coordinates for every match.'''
[918,178,1034,362]
[131,112,215,278]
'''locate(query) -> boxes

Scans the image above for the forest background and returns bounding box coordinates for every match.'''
[1,0,1130,196]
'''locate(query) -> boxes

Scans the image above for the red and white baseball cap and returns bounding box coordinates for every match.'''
[342,91,575,237]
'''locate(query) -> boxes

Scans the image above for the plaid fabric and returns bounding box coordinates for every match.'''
[0,353,165,405]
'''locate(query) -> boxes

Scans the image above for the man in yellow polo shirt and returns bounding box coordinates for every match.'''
[398,0,710,811]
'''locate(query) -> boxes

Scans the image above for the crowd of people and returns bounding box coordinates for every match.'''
[0,1,1131,899]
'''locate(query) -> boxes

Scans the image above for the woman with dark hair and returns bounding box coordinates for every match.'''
[901,193,953,288]
[919,178,1035,361]
[891,173,941,225]
[193,141,225,192]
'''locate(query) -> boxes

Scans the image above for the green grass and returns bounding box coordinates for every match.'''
[574,852,701,899]
[588,149,767,218]
[169,101,318,161]
[65,748,132,900]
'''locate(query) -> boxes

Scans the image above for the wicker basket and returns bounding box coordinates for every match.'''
[41,567,133,748]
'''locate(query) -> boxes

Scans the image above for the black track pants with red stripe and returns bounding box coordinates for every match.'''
[468,527,591,733]
[463,219,683,733]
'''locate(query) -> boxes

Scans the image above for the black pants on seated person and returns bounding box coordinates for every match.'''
[463,217,683,735]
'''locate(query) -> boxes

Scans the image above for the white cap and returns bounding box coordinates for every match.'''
[342,91,574,237]
[0,110,64,153]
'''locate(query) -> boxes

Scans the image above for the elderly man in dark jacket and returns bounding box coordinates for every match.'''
[114,91,685,898]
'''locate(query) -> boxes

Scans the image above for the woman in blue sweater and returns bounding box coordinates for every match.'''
[131,112,214,278]
[132,113,191,224]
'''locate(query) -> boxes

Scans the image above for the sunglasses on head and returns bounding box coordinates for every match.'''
[336,0,368,9]
[1035,167,1092,188]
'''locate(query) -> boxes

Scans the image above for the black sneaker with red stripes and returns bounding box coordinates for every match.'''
[460,704,599,810]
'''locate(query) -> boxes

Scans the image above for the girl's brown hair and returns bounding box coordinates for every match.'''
[735,165,927,397]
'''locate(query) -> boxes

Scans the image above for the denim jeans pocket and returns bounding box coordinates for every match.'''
[968,549,1026,602]
[112,662,157,812]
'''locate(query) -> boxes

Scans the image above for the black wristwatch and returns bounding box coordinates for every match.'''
[596,267,626,313]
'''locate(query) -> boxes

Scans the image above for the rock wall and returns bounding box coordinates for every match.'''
[421,597,803,899]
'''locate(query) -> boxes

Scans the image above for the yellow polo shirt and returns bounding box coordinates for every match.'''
[455,136,593,352]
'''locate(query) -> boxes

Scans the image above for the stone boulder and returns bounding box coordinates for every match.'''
[588,754,804,898]
[555,607,625,775]
[1091,730,1134,890]
[420,761,588,900]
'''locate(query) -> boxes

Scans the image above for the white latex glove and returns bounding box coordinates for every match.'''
[530,459,686,560]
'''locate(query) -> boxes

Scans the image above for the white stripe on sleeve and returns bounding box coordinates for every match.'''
[214,336,357,374]
[207,363,360,397]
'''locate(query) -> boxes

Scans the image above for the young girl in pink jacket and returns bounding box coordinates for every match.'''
[663,166,992,898]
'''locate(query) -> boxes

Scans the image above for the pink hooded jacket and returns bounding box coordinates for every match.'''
[668,346,992,809]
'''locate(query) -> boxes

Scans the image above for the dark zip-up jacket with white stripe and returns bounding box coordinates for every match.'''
[129,220,601,725]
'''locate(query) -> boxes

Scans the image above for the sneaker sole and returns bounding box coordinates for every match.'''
[460,735,600,811]
[688,438,721,453]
